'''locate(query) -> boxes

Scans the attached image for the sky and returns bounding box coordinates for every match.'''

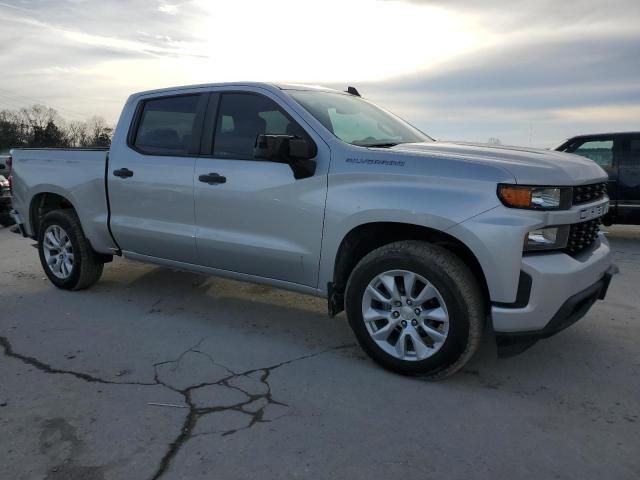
[0,0,638,147]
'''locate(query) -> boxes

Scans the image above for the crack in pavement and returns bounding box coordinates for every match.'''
[0,334,355,479]
[0,336,156,386]
[148,342,355,480]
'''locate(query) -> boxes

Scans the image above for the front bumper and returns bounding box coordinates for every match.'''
[491,235,617,356]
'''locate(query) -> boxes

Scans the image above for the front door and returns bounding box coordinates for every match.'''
[108,92,208,263]
[193,91,328,287]
[616,134,640,224]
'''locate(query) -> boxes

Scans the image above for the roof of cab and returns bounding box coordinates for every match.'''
[131,82,343,98]
[567,131,640,138]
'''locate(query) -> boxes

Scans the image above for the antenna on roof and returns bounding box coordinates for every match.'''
[346,86,361,97]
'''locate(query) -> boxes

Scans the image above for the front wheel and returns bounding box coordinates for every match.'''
[38,209,104,290]
[345,241,485,379]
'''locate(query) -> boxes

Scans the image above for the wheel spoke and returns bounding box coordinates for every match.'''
[408,330,431,359]
[52,257,62,275]
[395,332,408,357]
[366,285,391,304]
[422,307,448,323]
[363,307,389,323]
[45,232,59,248]
[60,234,71,250]
[380,274,401,301]
[413,283,437,305]
[371,320,399,341]
[421,322,446,343]
[402,272,416,298]
[53,227,63,245]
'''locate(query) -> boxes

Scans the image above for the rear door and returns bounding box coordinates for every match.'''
[108,92,208,263]
[616,134,640,223]
[193,89,329,287]
[562,135,619,206]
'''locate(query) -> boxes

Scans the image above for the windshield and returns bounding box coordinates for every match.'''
[287,90,431,147]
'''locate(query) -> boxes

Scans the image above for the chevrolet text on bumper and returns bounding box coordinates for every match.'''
[8,82,618,378]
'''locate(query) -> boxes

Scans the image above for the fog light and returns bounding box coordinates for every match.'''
[524,226,569,251]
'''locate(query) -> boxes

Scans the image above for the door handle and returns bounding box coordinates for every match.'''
[199,173,226,184]
[113,168,134,178]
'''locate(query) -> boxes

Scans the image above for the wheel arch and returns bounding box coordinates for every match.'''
[328,221,490,316]
[29,191,76,239]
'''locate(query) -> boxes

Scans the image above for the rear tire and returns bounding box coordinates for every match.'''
[38,209,104,290]
[0,210,15,226]
[345,240,484,379]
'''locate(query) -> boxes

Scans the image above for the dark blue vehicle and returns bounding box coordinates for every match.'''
[556,132,640,225]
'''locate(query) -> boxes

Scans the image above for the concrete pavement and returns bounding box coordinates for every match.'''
[1,225,638,479]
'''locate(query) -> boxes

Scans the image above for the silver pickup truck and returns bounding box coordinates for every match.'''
[9,82,617,378]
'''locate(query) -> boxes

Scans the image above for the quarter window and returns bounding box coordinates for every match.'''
[213,93,308,159]
[570,139,614,168]
[133,95,201,155]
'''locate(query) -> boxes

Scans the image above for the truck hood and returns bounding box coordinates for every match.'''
[387,141,607,185]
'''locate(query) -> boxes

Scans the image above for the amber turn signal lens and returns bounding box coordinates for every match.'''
[498,185,533,208]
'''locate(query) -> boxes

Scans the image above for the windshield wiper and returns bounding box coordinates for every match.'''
[363,142,400,148]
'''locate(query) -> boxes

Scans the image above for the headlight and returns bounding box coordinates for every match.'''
[498,185,572,210]
[524,226,569,251]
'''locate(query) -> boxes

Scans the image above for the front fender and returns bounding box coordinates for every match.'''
[318,171,503,295]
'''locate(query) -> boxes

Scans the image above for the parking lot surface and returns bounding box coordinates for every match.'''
[1,225,639,480]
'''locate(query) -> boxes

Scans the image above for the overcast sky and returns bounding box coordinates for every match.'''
[0,0,638,147]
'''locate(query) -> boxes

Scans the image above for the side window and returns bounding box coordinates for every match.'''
[133,95,201,155]
[213,93,308,159]
[569,138,614,168]
[628,136,640,162]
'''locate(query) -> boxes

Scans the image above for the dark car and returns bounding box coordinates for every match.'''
[0,175,13,226]
[0,155,10,179]
[556,132,640,225]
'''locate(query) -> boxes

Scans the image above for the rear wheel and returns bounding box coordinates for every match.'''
[345,241,484,379]
[38,210,104,290]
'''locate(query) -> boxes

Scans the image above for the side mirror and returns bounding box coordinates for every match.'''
[254,134,317,179]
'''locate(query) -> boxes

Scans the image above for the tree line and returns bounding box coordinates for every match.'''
[0,105,113,151]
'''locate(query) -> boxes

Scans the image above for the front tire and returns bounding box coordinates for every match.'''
[345,241,484,379]
[38,209,104,290]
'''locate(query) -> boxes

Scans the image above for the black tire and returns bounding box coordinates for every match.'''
[0,212,14,227]
[38,209,104,290]
[345,240,485,379]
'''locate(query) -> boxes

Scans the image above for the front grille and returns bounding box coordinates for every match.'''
[573,182,607,205]
[565,218,601,254]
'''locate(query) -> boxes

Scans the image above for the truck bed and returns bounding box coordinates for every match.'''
[10,148,118,253]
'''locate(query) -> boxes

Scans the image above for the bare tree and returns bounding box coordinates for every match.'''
[0,105,113,149]
[488,137,502,145]
[66,120,89,147]
[86,116,113,147]
[20,105,58,131]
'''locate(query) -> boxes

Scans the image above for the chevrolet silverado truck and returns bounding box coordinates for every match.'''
[9,83,617,378]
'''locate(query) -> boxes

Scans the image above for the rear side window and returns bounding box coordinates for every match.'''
[213,93,308,160]
[629,137,640,157]
[569,139,614,168]
[133,95,201,155]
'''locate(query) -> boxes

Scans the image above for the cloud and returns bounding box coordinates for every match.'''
[158,4,179,15]
[0,0,638,146]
